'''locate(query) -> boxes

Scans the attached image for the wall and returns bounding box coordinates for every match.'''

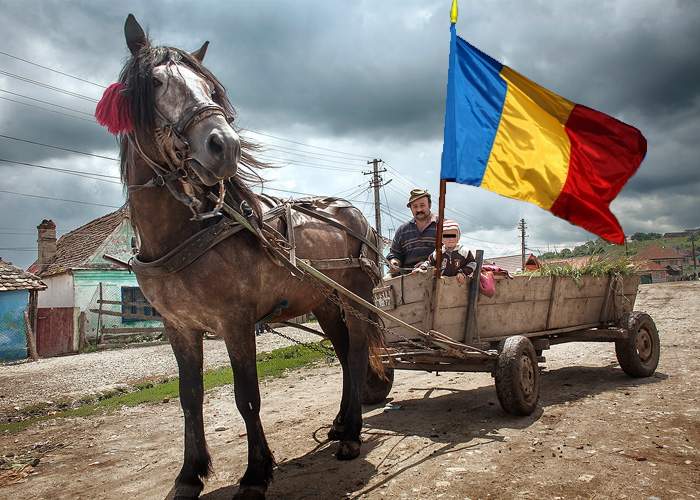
[0,290,29,361]
[36,273,74,308]
[74,270,162,342]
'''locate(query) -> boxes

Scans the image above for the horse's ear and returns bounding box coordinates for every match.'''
[191,41,209,62]
[124,14,148,56]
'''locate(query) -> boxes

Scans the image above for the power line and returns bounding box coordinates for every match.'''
[0,134,119,162]
[244,129,373,160]
[0,50,106,88]
[0,69,99,102]
[0,95,97,124]
[0,88,94,116]
[0,189,122,208]
[0,158,121,183]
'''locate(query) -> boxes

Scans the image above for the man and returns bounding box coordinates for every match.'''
[386,188,439,276]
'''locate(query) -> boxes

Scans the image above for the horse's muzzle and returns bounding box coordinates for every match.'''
[205,127,240,179]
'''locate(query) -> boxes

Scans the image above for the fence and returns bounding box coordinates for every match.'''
[84,282,164,346]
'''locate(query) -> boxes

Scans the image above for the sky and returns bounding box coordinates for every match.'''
[0,0,698,268]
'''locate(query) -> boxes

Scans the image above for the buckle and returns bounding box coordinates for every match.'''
[153,175,165,187]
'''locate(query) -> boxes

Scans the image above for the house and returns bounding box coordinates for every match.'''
[0,259,45,361]
[635,260,671,284]
[485,253,541,274]
[632,245,686,282]
[28,207,162,356]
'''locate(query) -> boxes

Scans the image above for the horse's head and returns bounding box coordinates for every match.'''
[121,14,240,186]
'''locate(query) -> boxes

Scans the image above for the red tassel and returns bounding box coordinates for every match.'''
[95,83,133,134]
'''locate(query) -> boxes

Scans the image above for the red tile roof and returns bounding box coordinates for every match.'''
[485,253,540,273]
[28,207,129,277]
[633,245,685,261]
[0,259,46,291]
[635,260,668,272]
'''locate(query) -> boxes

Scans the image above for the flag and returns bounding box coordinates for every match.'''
[440,24,647,244]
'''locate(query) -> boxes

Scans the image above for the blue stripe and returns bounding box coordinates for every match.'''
[441,27,507,185]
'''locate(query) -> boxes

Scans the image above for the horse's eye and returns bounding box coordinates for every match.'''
[153,77,163,88]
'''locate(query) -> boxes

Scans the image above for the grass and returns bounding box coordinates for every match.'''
[526,256,636,283]
[0,343,332,434]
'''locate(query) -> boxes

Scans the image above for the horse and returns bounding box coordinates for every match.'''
[104,14,386,499]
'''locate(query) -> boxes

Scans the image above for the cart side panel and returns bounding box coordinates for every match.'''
[547,275,639,329]
[473,276,552,339]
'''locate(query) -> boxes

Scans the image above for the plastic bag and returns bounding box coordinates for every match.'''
[479,270,496,297]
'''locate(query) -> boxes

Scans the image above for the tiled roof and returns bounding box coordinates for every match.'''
[634,245,685,261]
[634,260,667,272]
[0,259,46,291]
[485,253,540,273]
[28,206,129,277]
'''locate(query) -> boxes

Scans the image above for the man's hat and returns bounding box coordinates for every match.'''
[406,188,431,207]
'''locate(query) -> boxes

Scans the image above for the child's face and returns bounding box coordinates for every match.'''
[443,231,459,249]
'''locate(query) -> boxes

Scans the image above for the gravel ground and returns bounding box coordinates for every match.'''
[0,324,322,413]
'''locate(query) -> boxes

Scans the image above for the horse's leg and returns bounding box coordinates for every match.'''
[222,321,273,499]
[168,323,211,498]
[312,302,350,441]
[334,311,371,460]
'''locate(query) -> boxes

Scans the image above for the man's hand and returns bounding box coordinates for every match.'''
[456,272,466,285]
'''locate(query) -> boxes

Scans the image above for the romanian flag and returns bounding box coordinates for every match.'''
[440,23,646,244]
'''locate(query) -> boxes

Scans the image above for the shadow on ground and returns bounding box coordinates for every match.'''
[198,364,666,499]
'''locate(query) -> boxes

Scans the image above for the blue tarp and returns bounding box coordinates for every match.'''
[0,290,29,361]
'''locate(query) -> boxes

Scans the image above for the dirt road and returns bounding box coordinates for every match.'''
[0,282,698,499]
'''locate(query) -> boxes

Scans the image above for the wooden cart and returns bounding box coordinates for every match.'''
[364,254,660,415]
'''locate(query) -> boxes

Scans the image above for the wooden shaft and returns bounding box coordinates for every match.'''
[434,179,447,278]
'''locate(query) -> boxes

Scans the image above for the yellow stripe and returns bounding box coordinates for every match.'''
[481,66,576,210]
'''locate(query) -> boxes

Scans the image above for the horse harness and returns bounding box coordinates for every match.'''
[131,194,384,284]
[127,98,233,221]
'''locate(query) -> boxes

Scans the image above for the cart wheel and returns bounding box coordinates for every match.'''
[362,367,394,405]
[494,336,540,416]
[615,312,660,378]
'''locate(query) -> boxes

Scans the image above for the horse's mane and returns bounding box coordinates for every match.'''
[118,43,268,216]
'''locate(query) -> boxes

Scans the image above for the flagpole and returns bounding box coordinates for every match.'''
[434,179,447,279]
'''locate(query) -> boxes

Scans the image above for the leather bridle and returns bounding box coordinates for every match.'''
[127,73,235,221]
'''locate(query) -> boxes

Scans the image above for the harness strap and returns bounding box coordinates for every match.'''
[289,203,389,267]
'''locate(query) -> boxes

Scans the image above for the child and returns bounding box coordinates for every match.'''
[415,220,476,284]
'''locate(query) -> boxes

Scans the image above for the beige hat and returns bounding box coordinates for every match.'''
[406,188,431,207]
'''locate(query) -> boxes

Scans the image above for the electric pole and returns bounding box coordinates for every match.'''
[518,218,527,270]
[364,158,391,253]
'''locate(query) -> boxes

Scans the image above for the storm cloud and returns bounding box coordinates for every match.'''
[1,0,698,267]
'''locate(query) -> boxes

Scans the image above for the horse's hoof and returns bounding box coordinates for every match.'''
[234,485,267,500]
[336,440,361,460]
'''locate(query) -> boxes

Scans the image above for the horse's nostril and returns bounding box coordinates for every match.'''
[207,132,224,157]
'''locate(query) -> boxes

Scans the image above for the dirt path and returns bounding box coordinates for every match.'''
[0,282,698,499]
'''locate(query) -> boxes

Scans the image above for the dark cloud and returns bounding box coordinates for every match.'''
[0,0,698,267]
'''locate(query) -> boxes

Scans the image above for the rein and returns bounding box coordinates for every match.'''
[127,101,231,220]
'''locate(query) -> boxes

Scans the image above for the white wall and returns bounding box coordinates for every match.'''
[36,273,74,308]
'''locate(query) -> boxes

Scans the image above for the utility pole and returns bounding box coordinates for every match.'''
[363,158,391,254]
[518,218,527,270]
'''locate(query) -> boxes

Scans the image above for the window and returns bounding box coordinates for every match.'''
[121,287,161,322]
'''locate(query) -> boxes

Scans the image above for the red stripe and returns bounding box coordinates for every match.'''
[550,104,646,244]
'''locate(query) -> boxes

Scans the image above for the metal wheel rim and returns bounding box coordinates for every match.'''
[636,327,653,362]
[519,354,536,400]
